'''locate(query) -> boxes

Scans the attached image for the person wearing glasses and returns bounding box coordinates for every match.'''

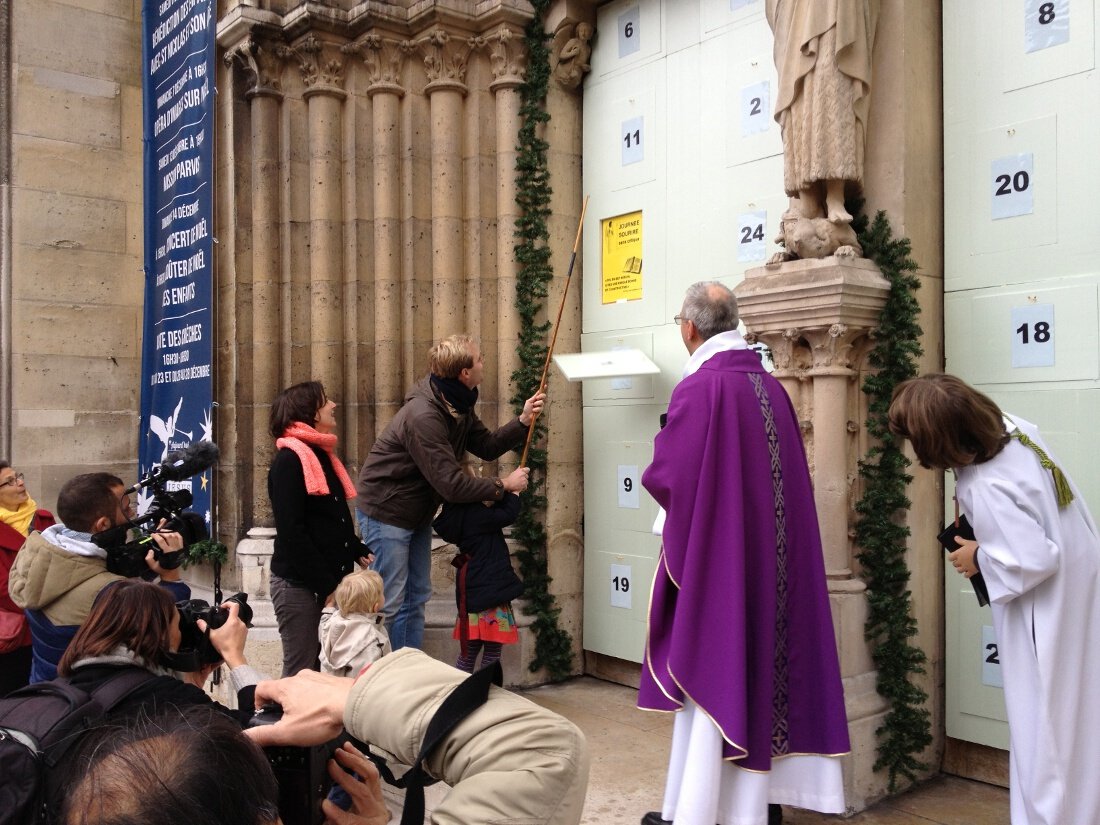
[640,282,849,825]
[9,472,188,683]
[0,462,56,694]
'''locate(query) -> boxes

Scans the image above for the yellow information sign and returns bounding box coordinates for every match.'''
[601,211,643,303]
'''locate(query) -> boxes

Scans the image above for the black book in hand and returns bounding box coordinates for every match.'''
[937,514,990,607]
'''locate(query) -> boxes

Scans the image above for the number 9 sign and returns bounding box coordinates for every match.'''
[618,465,640,509]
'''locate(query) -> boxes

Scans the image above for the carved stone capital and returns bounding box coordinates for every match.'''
[415,28,476,95]
[549,19,593,91]
[800,323,866,373]
[224,35,285,100]
[345,33,409,97]
[283,34,347,99]
[485,25,526,91]
[746,328,811,379]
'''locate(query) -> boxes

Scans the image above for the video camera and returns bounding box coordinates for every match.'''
[92,442,219,577]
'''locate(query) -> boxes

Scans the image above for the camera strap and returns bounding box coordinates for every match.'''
[364,659,503,825]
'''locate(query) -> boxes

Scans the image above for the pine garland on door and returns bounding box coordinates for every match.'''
[852,207,932,791]
[509,0,574,680]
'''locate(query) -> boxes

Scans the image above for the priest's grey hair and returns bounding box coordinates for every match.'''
[682,281,739,340]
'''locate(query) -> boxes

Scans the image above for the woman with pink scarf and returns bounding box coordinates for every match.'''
[268,382,371,677]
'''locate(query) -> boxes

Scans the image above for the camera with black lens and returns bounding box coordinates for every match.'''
[163,592,254,673]
[92,442,218,577]
[247,703,337,825]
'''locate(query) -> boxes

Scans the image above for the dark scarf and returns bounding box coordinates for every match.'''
[430,374,479,414]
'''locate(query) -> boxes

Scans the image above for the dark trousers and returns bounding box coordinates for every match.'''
[271,574,322,677]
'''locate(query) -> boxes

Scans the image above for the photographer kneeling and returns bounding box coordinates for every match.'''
[9,472,190,682]
[247,647,591,825]
[56,579,259,723]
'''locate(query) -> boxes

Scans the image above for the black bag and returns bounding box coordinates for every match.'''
[0,669,154,825]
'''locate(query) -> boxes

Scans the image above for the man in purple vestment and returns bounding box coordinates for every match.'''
[639,282,849,825]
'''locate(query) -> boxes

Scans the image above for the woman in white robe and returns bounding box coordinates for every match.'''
[889,374,1100,825]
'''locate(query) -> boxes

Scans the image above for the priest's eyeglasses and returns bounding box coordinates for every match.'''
[673,314,688,325]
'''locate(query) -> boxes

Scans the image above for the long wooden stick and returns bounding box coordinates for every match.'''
[519,196,589,468]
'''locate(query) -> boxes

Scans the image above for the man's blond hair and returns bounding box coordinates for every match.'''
[429,334,477,379]
[334,569,385,614]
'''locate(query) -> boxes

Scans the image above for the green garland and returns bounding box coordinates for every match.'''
[182,538,229,569]
[509,0,574,680]
[852,208,931,791]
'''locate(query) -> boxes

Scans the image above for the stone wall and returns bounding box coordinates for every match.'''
[0,0,145,504]
[214,0,587,681]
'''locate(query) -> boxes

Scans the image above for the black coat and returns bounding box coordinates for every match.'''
[268,446,367,599]
[66,663,253,726]
[433,494,524,614]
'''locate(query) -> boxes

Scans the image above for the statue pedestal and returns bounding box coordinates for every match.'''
[735,256,894,810]
[736,256,890,334]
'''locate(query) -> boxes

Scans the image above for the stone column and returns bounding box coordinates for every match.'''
[229,37,284,524]
[488,26,525,449]
[541,14,591,665]
[295,35,347,396]
[356,34,408,435]
[419,30,471,342]
[734,256,893,807]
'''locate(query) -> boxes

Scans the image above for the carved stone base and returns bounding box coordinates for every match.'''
[736,256,890,336]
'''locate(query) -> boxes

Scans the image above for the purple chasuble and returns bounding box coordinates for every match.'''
[639,349,849,770]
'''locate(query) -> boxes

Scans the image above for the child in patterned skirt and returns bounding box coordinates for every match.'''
[433,491,525,672]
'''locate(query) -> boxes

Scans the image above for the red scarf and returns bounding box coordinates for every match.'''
[275,422,357,499]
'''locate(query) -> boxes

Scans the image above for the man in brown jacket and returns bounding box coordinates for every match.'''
[356,334,544,650]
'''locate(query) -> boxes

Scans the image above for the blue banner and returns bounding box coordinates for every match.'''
[139,0,216,527]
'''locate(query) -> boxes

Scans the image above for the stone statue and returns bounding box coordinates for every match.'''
[770,207,862,263]
[550,21,593,90]
[766,0,879,258]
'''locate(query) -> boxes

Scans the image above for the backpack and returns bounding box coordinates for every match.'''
[0,669,154,825]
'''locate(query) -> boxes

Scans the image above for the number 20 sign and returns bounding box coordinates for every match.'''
[991,153,1034,220]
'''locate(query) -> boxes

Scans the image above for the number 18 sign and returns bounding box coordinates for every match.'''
[1011,303,1054,368]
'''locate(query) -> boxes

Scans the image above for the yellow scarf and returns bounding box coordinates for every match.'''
[0,496,38,536]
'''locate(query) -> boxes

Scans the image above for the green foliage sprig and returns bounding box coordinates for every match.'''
[509,0,574,680]
[183,537,228,569]
[852,207,931,791]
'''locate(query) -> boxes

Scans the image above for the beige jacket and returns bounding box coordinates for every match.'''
[318,607,391,677]
[345,647,589,825]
